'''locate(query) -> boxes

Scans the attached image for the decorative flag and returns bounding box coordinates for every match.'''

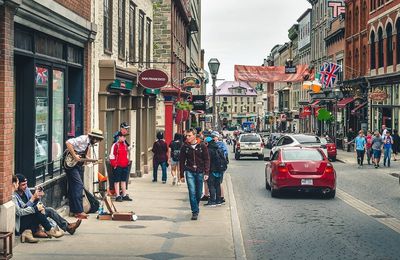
[320,62,341,88]
[324,62,341,88]
[35,67,48,86]
[319,62,329,86]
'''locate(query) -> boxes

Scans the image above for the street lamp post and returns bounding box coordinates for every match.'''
[208,58,220,130]
[333,87,342,145]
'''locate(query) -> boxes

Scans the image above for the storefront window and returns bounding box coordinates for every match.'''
[35,66,49,175]
[52,70,64,170]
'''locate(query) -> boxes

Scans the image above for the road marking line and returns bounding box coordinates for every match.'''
[226,174,247,260]
[337,189,400,234]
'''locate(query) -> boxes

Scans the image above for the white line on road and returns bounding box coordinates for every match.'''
[226,174,247,260]
[337,189,400,234]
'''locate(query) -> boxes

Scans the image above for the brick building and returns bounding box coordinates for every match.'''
[343,0,369,134]
[367,1,400,132]
[0,0,95,236]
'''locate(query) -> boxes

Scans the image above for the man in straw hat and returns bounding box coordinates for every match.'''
[65,129,104,219]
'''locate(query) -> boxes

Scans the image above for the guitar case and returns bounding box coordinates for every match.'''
[103,195,135,221]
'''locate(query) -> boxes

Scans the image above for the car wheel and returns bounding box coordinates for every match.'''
[265,178,271,190]
[271,183,279,198]
[330,156,336,162]
[235,153,240,160]
[324,189,336,199]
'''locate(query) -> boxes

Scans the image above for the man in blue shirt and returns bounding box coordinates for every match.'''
[211,131,229,204]
[355,130,367,168]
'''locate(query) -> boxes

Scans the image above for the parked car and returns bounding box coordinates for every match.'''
[265,147,336,198]
[266,133,282,149]
[235,133,264,160]
[270,134,328,158]
[320,137,337,161]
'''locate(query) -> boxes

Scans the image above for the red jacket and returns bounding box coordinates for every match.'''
[110,141,129,168]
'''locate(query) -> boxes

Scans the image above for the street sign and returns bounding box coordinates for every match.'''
[138,69,169,89]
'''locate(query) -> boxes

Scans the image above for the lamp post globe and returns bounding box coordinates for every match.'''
[208,58,220,77]
[208,58,220,130]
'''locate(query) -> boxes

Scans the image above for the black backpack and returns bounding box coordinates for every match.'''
[211,146,228,172]
[171,141,181,161]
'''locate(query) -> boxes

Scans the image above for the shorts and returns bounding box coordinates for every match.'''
[171,160,179,166]
[373,149,381,159]
[113,166,129,182]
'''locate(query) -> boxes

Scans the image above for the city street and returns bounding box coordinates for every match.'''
[229,146,400,259]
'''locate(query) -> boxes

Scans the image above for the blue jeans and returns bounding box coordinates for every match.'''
[185,171,204,214]
[384,148,392,166]
[153,162,167,182]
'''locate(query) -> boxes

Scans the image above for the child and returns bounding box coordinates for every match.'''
[110,132,132,202]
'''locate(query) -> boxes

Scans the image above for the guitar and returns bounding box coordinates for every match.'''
[63,149,102,170]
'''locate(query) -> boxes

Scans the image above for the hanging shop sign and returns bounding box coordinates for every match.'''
[369,89,389,101]
[108,78,134,91]
[181,76,201,88]
[144,88,161,95]
[138,69,169,89]
[191,95,206,111]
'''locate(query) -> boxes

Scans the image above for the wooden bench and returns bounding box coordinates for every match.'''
[0,232,12,260]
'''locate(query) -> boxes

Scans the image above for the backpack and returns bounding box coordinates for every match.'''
[212,146,228,172]
[171,142,181,161]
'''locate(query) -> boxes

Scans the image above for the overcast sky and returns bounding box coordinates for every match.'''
[201,0,311,93]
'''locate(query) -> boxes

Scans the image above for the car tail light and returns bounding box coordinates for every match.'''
[277,162,288,175]
[324,163,334,174]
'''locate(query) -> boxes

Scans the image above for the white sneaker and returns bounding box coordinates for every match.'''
[172,176,177,185]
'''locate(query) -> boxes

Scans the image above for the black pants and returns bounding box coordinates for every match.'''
[20,212,52,235]
[207,173,223,203]
[66,165,84,213]
[356,150,365,166]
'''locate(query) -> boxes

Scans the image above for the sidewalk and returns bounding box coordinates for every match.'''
[12,172,245,259]
[336,149,357,164]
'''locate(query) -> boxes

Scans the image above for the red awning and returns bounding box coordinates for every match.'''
[337,97,355,108]
[310,100,320,108]
[351,102,368,115]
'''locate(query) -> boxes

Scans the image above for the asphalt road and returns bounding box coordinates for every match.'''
[228,146,400,260]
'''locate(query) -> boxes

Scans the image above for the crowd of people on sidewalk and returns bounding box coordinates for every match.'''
[347,125,400,168]
[151,128,229,221]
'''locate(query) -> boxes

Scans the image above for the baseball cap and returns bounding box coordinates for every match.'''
[120,122,130,129]
[205,137,212,143]
[16,174,27,183]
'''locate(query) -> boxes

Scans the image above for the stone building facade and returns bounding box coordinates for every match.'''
[94,0,155,177]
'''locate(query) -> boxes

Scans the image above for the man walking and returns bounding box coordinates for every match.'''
[179,129,210,220]
[354,130,366,168]
[372,131,383,168]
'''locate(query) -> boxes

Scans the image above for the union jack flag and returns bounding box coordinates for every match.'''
[321,62,341,88]
[35,67,48,86]
[319,62,329,86]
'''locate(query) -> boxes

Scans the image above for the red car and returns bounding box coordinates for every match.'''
[265,147,336,198]
[321,137,337,161]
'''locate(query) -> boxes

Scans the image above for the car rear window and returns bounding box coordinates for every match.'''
[294,135,321,144]
[240,135,261,142]
[282,149,324,161]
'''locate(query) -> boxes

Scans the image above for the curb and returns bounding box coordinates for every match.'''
[226,174,247,260]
